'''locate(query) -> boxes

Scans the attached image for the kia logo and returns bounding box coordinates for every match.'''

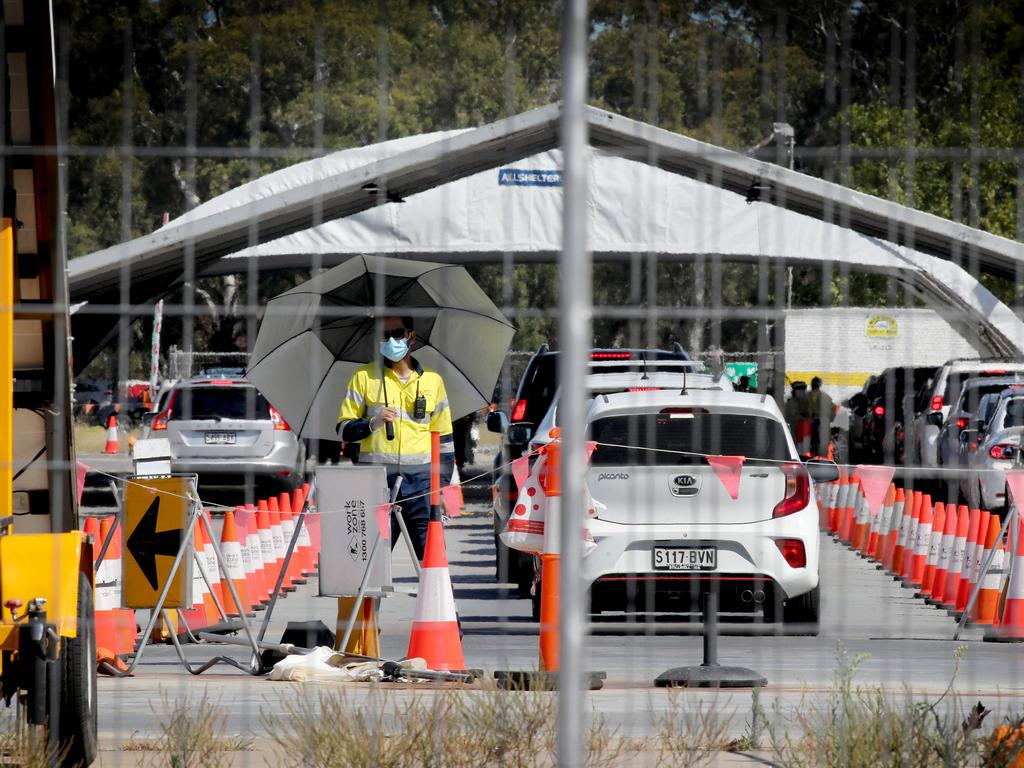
[673,475,697,487]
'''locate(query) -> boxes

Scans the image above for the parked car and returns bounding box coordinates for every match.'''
[486,344,694,596]
[572,388,836,633]
[905,358,1024,467]
[963,389,1024,512]
[150,374,305,495]
[847,366,935,463]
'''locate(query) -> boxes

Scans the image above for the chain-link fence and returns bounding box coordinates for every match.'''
[10,1,1024,765]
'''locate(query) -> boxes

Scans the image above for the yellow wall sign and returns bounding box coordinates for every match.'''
[123,476,193,609]
[866,314,898,338]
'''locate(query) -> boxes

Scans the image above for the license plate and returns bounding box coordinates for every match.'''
[204,431,236,445]
[652,546,717,571]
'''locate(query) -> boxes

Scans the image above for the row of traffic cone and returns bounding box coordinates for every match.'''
[819,470,1018,636]
[85,515,137,661]
[177,483,319,632]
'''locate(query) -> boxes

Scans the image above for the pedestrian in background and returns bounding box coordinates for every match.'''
[809,376,835,458]
[784,381,812,455]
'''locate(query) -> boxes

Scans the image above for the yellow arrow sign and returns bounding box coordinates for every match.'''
[123,476,193,609]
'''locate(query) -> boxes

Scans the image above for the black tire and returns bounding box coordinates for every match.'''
[781,586,820,636]
[59,573,98,767]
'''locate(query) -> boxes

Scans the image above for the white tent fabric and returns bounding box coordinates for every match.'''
[182,140,1024,356]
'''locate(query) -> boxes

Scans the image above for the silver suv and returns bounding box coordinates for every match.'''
[151,375,304,494]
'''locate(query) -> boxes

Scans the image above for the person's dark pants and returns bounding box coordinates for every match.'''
[387,469,432,561]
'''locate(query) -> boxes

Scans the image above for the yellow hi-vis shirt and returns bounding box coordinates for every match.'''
[337,359,454,471]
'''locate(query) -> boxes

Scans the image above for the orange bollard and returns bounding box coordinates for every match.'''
[921,502,945,598]
[910,497,933,587]
[955,509,984,614]
[219,509,252,617]
[256,500,279,596]
[900,492,923,582]
[974,515,1006,626]
[942,506,971,609]
[882,487,905,572]
[929,503,957,606]
[102,413,120,454]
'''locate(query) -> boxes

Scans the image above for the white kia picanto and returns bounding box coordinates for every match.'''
[582,388,836,634]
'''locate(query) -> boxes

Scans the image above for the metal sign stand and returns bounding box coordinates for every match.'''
[955,502,1017,641]
[103,495,263,676]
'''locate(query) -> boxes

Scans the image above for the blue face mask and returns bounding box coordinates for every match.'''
[380,337,409,362]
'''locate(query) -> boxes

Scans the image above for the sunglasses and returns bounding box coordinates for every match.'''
[382,328,409,341]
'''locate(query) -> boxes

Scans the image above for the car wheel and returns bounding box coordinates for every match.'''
[494,534,519,584]
[781,586,820,636]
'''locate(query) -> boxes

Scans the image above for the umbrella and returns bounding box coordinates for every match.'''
[247,255,515,441]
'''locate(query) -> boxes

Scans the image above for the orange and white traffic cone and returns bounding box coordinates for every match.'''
[279,492,305,586]
[882,487,905,573]
[199,519,225,625]
[826,472,845,533]
[290,486,313,576]
[961,510,992,617]
[102,413,120,454]
[954,509,984,615]
[941,506,971,610]
[256,500,279,597]
[868,485,894,561]
[973,514,1005,626]
[104,517,138,653]
[899,492,923,583]
[909,497,933,588]
[88,516,124,657]
[929,503,957,606]
[236,505,263,609]
[406,433,466,671]
[267,497,291,594]
[180,525,211,632]
[921,502,945,599]
[219,509,252,617]
[986,517,1024,641]
[839,474,859,544]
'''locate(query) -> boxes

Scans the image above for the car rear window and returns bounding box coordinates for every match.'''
[956,383,1024,416]
[944,370,1024,403]
[1001,399,1024,429]
[589,411,791,466]
[170,386,270,421]
[515,355,558,425]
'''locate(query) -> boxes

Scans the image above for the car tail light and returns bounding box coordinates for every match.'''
[873,405,885,416]
[209,379,235,386]
[989,444,1019,460]
[985,369,1008,375]
[775,538,807,569]
[269,405,290,431]
[628,387,660,392]
[511,399,528,421]
[590,351,632,360]
[773,463,809,518]
[956,417,968,429]
[931,395,944,411]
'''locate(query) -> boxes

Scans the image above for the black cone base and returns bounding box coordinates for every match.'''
[654,664,766,688]
[493,670,606,691]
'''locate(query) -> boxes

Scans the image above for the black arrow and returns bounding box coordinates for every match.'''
[127,496,182,591]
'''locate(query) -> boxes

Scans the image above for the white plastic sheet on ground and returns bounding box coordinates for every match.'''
[268,647,427,683]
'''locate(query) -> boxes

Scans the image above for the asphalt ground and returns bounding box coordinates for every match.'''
[79,452,1024,762]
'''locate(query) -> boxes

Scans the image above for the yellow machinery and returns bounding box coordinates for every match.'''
[2,3,98,765]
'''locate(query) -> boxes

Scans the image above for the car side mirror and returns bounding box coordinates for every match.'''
[485,410,508,434]
[507,423,534,446]
[804,458,840,483]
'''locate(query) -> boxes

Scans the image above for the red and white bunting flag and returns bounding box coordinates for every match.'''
[1006,469,1024,510]
[442,484,462,517]
[706,455,745,500]
[375,503,391,540]
[511,456,530,489]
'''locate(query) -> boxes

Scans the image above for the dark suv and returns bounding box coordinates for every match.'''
[486,344,692,597]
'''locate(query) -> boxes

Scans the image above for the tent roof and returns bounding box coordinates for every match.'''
[68,102,1024,364]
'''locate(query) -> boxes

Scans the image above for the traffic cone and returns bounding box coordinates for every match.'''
[279,492,305,586]
[973,515,1005,626]
[851,483,869,553]
[102,413,120,454]
[180,525,211,632]
[839,474,859,543]
[929,503,958,606]
[920,502,945,598]
[827,472,845,533]
[256,500,279,597]
[868,485,894,561]
[267,497,290,593]
[909,496,933,588]
[882,487,906,572]
[290,486,313,576]
[198,520,225,624]
[956,509,988,615]
[218,509,252,617]
[900,492,923,582]
[335,596,382,657]
[237,505,264,608]
[88,516,123,657]
[941,506,971,609]
[104,517,138,653]
[986,517,1024,641]
[405,518,466,670]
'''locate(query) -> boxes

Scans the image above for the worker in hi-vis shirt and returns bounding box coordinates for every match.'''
[336,315,455,560]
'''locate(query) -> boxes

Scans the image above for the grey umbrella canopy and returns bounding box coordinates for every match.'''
[247,255,515,441]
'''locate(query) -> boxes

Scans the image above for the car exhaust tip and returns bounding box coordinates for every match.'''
[753,589,766,604]
[740,589,753,603]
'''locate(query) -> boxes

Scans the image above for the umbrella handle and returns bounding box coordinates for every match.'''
[385,421,395,441]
